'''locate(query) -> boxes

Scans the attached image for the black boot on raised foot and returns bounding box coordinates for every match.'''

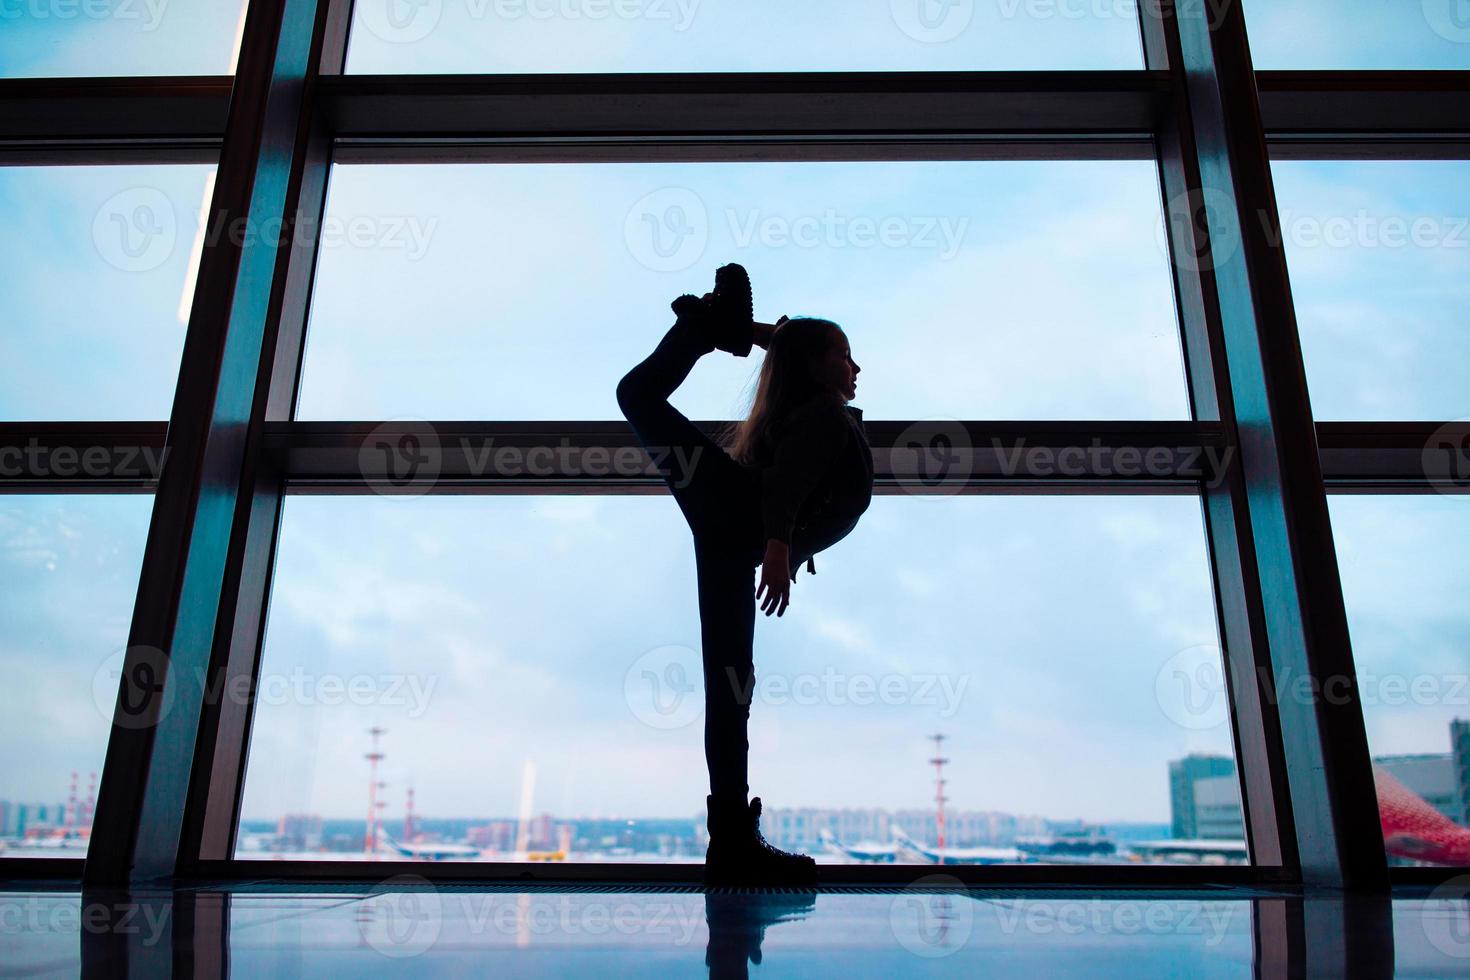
[703,794,817,888]
[708,263,755,358]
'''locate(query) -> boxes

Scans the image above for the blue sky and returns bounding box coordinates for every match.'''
[4,0,1470,76]
[296,160,1189,422]
[1,4,1467,844]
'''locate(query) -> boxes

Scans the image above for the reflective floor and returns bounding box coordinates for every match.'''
[1,882,1467,978]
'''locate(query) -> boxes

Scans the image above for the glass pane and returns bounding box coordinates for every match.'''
[1244,0,1470,69]
[1271,160,1470,422]
[0,0,249,77]
[0,165,214,421]
[1330,494,1470,867]
[0,494,153,858]
[235,492,1241,865]
[297,161,1188,421]
[346,0,1143,73]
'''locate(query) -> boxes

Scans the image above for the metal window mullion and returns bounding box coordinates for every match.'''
[178,0,355,868]
[1139,0,1296,879]
[81,0,353,886]
[1143,0,1386,889]
[179,106,345,869]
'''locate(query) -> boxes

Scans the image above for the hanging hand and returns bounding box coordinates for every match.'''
[757,538,793,617]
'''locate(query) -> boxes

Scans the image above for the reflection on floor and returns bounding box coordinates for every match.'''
[0,881,1465,977]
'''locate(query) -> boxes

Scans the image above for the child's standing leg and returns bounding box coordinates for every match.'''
[616,303,763,802]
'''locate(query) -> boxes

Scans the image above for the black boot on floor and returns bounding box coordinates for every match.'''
[703,794,817,888]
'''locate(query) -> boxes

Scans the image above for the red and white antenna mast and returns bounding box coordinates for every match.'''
[83,772,97,829]
[929,734,949,865]
[404,786,416,842]
[365,727,387,854]
[64,771,79,830]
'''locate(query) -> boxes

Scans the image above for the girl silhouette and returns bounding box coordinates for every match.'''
[615,263,874,886]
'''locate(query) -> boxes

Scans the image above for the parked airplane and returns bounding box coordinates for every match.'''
[817,828,900,863]
[891,827,1027,865]
[0,831,89,855]
[375,826,482,861]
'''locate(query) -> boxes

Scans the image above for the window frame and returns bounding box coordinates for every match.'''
[1,0,1466,890]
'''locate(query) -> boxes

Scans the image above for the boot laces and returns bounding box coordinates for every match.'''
[750,798,812,865]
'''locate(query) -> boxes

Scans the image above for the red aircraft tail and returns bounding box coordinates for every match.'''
[1375,765,1470,866]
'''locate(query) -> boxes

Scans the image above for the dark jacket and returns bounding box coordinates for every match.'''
[756,396,874,579]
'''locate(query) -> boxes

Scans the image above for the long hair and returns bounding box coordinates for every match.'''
[718,317,845,466]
